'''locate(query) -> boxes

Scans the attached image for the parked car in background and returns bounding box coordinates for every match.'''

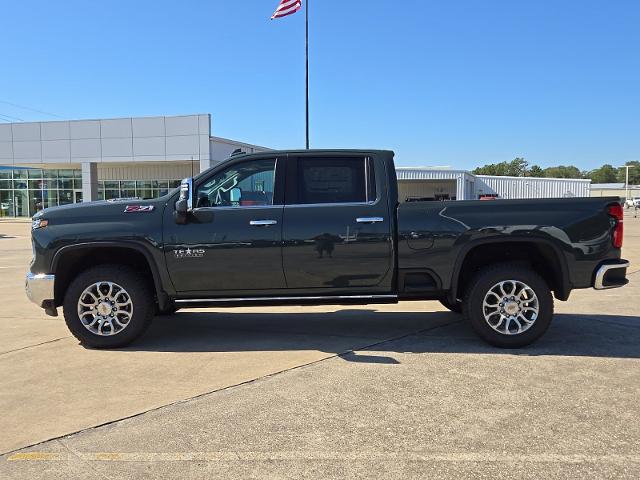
[479,194,499,200]
[625,197,640,208]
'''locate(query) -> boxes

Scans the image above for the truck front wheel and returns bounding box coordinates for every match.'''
[63,265,154,348]
[463,264,554,348]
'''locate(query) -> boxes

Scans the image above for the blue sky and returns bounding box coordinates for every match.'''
[1,0,639,170]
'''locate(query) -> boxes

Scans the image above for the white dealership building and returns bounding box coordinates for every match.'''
[1,113,595,217]
[0,114,268,217]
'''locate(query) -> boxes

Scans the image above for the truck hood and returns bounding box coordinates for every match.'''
[33,198,168,224]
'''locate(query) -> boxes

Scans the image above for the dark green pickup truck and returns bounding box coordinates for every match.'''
[26,150,629,348]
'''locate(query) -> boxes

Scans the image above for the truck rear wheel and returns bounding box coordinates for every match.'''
[463,264,554,348]
[63,265,154,348]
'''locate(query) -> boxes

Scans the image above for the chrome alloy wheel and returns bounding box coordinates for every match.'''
[482,280,539,335]
[77,281,133,336]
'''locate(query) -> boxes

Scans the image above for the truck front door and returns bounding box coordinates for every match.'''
[281,155,393,291]
[163,156,286,294]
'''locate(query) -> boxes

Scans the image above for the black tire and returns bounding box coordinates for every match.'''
[462,263,554,348]
[63,265,154,348]
[439,298,462,313]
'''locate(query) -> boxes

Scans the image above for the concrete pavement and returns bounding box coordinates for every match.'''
[0,212,639,478]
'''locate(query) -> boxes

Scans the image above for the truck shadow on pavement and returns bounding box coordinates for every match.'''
[121,309,640,360]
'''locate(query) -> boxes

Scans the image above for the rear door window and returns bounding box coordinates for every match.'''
[296,157,375,204]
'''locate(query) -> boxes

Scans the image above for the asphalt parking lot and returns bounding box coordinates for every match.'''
[1,212,639,479]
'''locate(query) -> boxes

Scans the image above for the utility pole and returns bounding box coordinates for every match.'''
[305,0,310,149]
[618,165,635,202]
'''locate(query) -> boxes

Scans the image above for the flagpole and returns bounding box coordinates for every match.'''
[305,0,310,149]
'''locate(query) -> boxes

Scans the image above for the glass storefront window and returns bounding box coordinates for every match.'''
[45,188,58,209]
[0,168,81,216]
[28,179,43,191]
[29,190,44,214]
[1,170,181,216]
[58,190,73,205]
[138,188,154,199]
[0,190,13,217]
[120,189,136,198]
[13,178,28,190]
[57,178,73,189]
[104,189,120,200]
[40,179,53,189]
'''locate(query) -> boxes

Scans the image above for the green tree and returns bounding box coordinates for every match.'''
[473,157,529,176]
[617,161,640,185]
[588,164,618,183]
[509,157,529,177]
[473,161,509,176]
[528,165,544,177]
[542,166,584,179]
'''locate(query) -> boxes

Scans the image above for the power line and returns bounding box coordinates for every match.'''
[0,112,25,122]
[0,99,63,119]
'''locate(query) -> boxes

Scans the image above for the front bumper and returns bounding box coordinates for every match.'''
[25,273,55,308]
[593,260,629,290]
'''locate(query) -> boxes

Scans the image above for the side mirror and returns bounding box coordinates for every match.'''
[230,187,242,204]
[174,178,193,224]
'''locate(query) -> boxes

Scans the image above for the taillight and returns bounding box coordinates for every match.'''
[608,203,623,248]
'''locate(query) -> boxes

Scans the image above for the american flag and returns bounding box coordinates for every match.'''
[271,0,302,19]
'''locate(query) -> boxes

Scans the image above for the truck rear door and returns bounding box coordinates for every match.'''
[281,154,393,291]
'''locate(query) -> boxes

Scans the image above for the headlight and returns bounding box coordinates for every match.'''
[32,218,49,230]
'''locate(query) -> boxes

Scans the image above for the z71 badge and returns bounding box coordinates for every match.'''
[124,205,155,213]
[173,248,205,259]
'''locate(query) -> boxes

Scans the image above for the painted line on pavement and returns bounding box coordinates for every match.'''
[7,451,640,464]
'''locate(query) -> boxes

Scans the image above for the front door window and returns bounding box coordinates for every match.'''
[195,159,276,208]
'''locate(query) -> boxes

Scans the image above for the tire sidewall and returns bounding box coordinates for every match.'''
[439,298,463,314]
[463,265,554,348]
[63,265,153,348]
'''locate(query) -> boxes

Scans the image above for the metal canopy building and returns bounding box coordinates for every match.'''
[396,167,591,202]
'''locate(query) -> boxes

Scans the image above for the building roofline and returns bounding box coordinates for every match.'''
[209,136,271,151]
[476,174,592,183]
[0,113,210,125]
[396,167,472,175]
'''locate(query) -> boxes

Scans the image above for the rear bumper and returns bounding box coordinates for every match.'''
[25,273,55,308]
[593,260,629,290]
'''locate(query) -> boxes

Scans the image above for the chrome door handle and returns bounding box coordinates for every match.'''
[356,217,384,224]
[249,220,278,226]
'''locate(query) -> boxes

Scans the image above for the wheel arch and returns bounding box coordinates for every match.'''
[449,238,570,303]
[51,242,169,309]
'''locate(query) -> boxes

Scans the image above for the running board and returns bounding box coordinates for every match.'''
[174,294,398,308]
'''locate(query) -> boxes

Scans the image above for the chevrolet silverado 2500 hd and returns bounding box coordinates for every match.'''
[26,150,629,348]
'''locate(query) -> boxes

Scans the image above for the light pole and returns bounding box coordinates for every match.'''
[617,165,636,202]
